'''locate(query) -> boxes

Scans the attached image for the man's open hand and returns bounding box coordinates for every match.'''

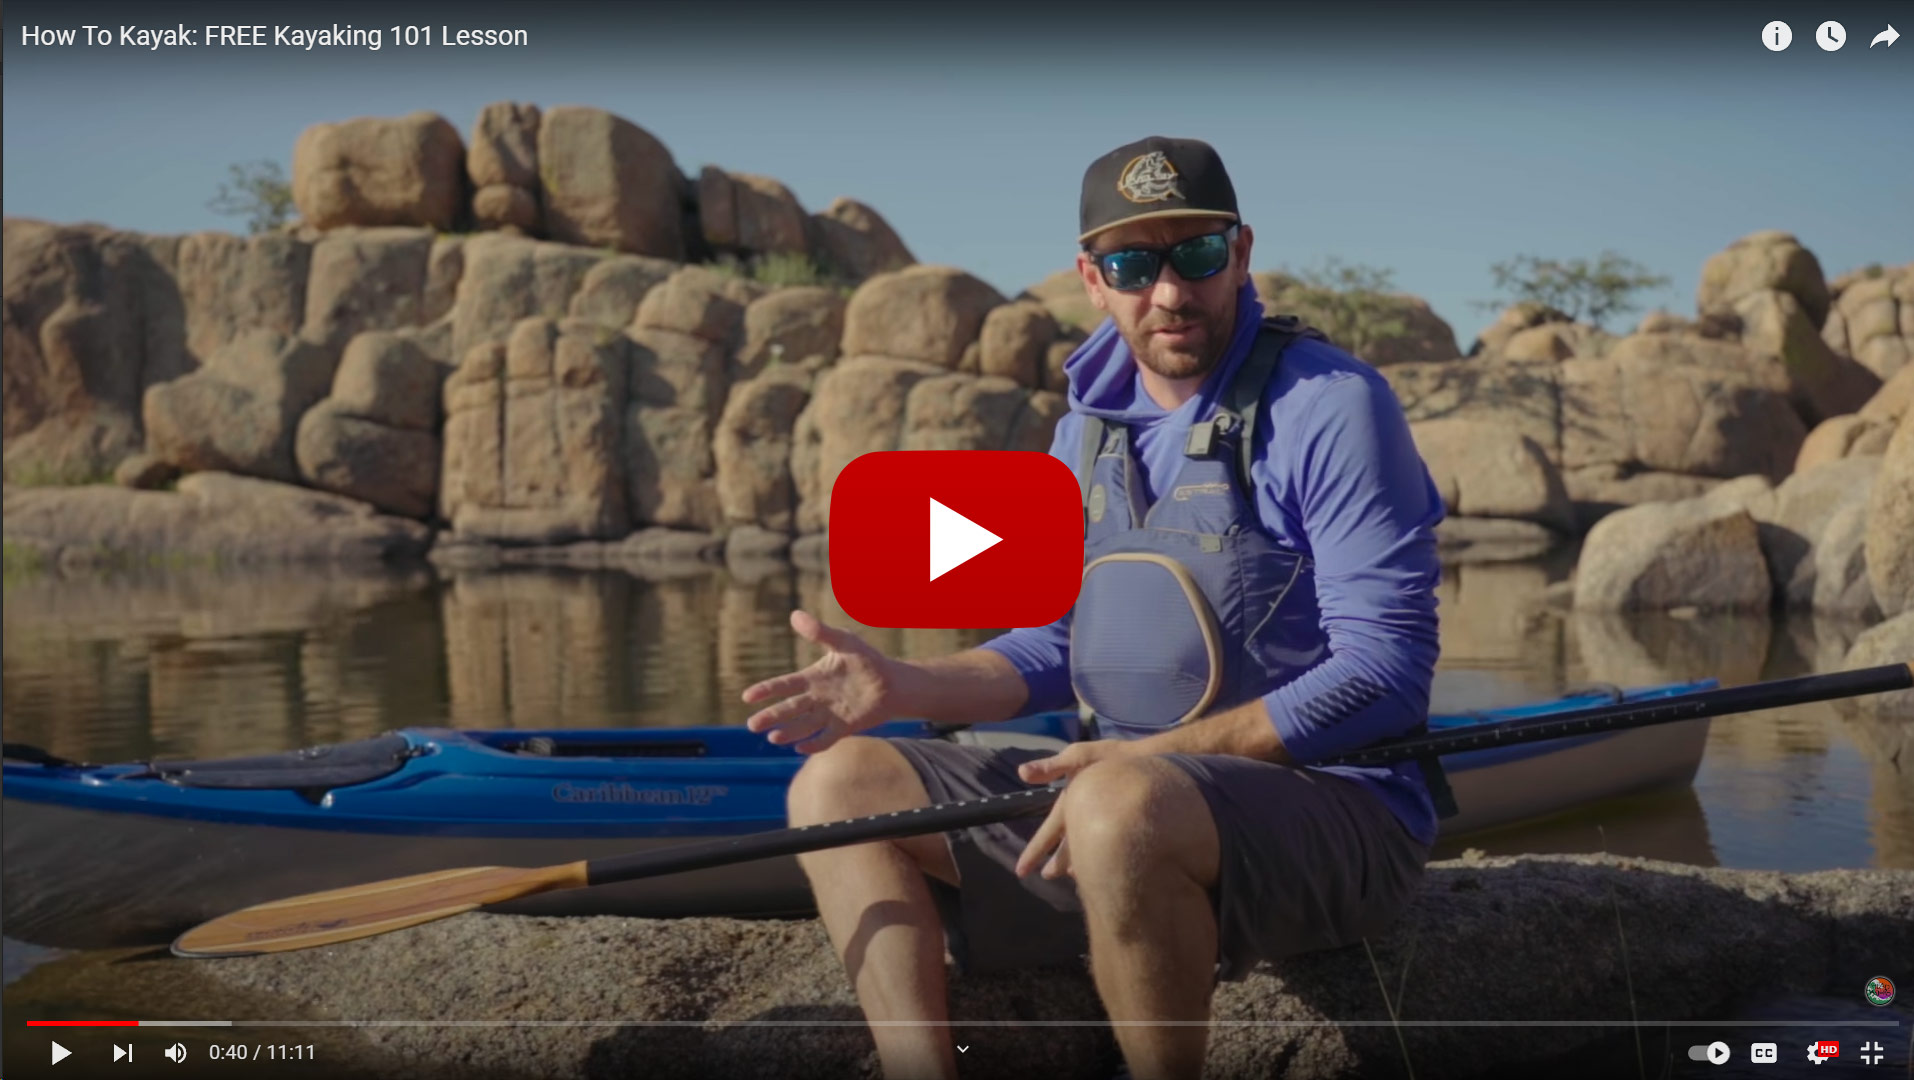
[742,610,900,754]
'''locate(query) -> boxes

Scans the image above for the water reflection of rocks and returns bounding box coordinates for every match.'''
[2,560,1906,868]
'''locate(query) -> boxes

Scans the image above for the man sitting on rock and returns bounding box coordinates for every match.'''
[742,135,1449,1080]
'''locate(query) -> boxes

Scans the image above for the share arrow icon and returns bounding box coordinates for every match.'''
[1872,24,1899,47]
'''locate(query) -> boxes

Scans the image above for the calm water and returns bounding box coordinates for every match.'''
[3,555,1909,870]
[2,556,1910,997]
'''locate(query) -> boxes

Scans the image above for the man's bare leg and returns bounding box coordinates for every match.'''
[1063,758,1223,1080]
[788,736,961,1080]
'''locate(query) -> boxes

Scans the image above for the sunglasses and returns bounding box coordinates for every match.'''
[1087,225,1239,291]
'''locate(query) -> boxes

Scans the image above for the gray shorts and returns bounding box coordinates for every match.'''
[887,739,1430,982]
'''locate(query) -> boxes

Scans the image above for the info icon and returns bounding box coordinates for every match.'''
[1864,975,1895,1007]
[1761,20,1792,51]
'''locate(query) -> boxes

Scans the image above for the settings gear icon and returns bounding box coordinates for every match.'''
[1807,1044,1829,1064]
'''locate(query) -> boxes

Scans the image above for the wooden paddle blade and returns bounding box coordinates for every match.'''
[171,861,590,958]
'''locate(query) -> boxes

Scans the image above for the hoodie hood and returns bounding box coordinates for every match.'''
[1062,280,1267,422]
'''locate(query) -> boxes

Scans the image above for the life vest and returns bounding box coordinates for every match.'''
[1067,315,1457,816]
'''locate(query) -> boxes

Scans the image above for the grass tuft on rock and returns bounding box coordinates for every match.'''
[2,541,47,585]
[4,460,117,487]
[707,251,851,293]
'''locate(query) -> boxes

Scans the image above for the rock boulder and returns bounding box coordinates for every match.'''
[449,234,603,364]
[1796,414,1896,473]
[2,471,431,567]
[632,265,757,350]
[1823,262,1913,381]
[295,332,446,518]
[735,287,845,382]
[143,330,337,483]
[537,106,684,259]
[1022,268,1103,335]
[1752,455,1881,608]
[1560,335,1804,481]
[1697,230,1830,329]
[807,197,914,281]
[699,168,811,258]
[175,230,311,364]
[978,300,1058,388]
[3,221,188,484]
[566,254,678,329]
[1410,418,1573,531]
[300,227,435,351]
[841,266,1005,369]
[791,356,945,533]
[467,101,542,189]
[1732,288,1880,426]
[1573,495,1772,611]
[468,102,542,234]
[291,112,465,231]
[1865,407,1914,616]
[713,366,812,533]
[440,317,630,543]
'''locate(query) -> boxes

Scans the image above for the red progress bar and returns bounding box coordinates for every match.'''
[27,1021,139,1026]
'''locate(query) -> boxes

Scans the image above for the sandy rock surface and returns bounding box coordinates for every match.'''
[53,855,1907,1080]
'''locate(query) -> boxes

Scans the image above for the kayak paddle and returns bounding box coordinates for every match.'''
[172,661,1911,958]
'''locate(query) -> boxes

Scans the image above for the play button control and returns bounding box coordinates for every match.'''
[52,1041,71,1065]
[830,450,1083,628]
[928,498,1002,580]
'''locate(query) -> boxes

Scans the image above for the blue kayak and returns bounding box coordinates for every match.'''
[1,681,1713,948]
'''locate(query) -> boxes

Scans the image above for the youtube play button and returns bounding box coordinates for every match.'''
[830,451,1082,628]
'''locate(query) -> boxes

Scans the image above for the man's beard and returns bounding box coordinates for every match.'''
[1124,308,1233,380]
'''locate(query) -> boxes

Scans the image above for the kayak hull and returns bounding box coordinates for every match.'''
[2,683,1714,949]
[0,801,816,950]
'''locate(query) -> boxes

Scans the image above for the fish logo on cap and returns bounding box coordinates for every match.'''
[1117,151,1183,204]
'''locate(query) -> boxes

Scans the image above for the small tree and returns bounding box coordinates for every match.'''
[1279,259,1410,357]
[207,160,295,233]
[1482,251,1669,329]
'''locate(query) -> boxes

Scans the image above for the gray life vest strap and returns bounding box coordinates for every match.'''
[1215,314,1312,494]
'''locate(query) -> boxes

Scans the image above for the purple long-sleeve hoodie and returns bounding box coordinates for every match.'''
[979,281,1446,847]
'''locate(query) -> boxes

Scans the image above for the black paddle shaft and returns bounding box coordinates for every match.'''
[583,662,1912,889]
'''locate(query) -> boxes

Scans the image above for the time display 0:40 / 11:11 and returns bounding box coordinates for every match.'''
[205,1045,317,1060]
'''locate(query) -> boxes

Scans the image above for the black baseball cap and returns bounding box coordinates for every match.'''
[1078,136,1240,246]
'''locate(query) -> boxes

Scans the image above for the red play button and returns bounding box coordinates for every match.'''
[829,451,1083,628]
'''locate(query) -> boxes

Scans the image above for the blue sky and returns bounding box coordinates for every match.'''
[6,1,1911,347]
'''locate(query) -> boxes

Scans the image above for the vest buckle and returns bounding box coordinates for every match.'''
[1183,414,1237,459]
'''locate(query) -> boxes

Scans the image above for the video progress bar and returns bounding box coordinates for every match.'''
[29,1019,1899,1029]
[28,1020,232,1027]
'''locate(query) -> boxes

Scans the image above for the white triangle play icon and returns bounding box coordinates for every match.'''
[929,497,1001,581]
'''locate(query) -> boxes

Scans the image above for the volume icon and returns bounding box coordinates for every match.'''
[164,1042,188,1063]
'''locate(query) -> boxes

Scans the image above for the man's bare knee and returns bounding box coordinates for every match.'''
[787,736,957,884]
[1063,757,1218,888]
[788,736,928,822]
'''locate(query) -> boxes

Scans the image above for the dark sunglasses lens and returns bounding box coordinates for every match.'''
[1101,251,1161,291]
[1167,233,1230,280]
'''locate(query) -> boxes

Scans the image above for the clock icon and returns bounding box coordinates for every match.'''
[1817,20,1846,51]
